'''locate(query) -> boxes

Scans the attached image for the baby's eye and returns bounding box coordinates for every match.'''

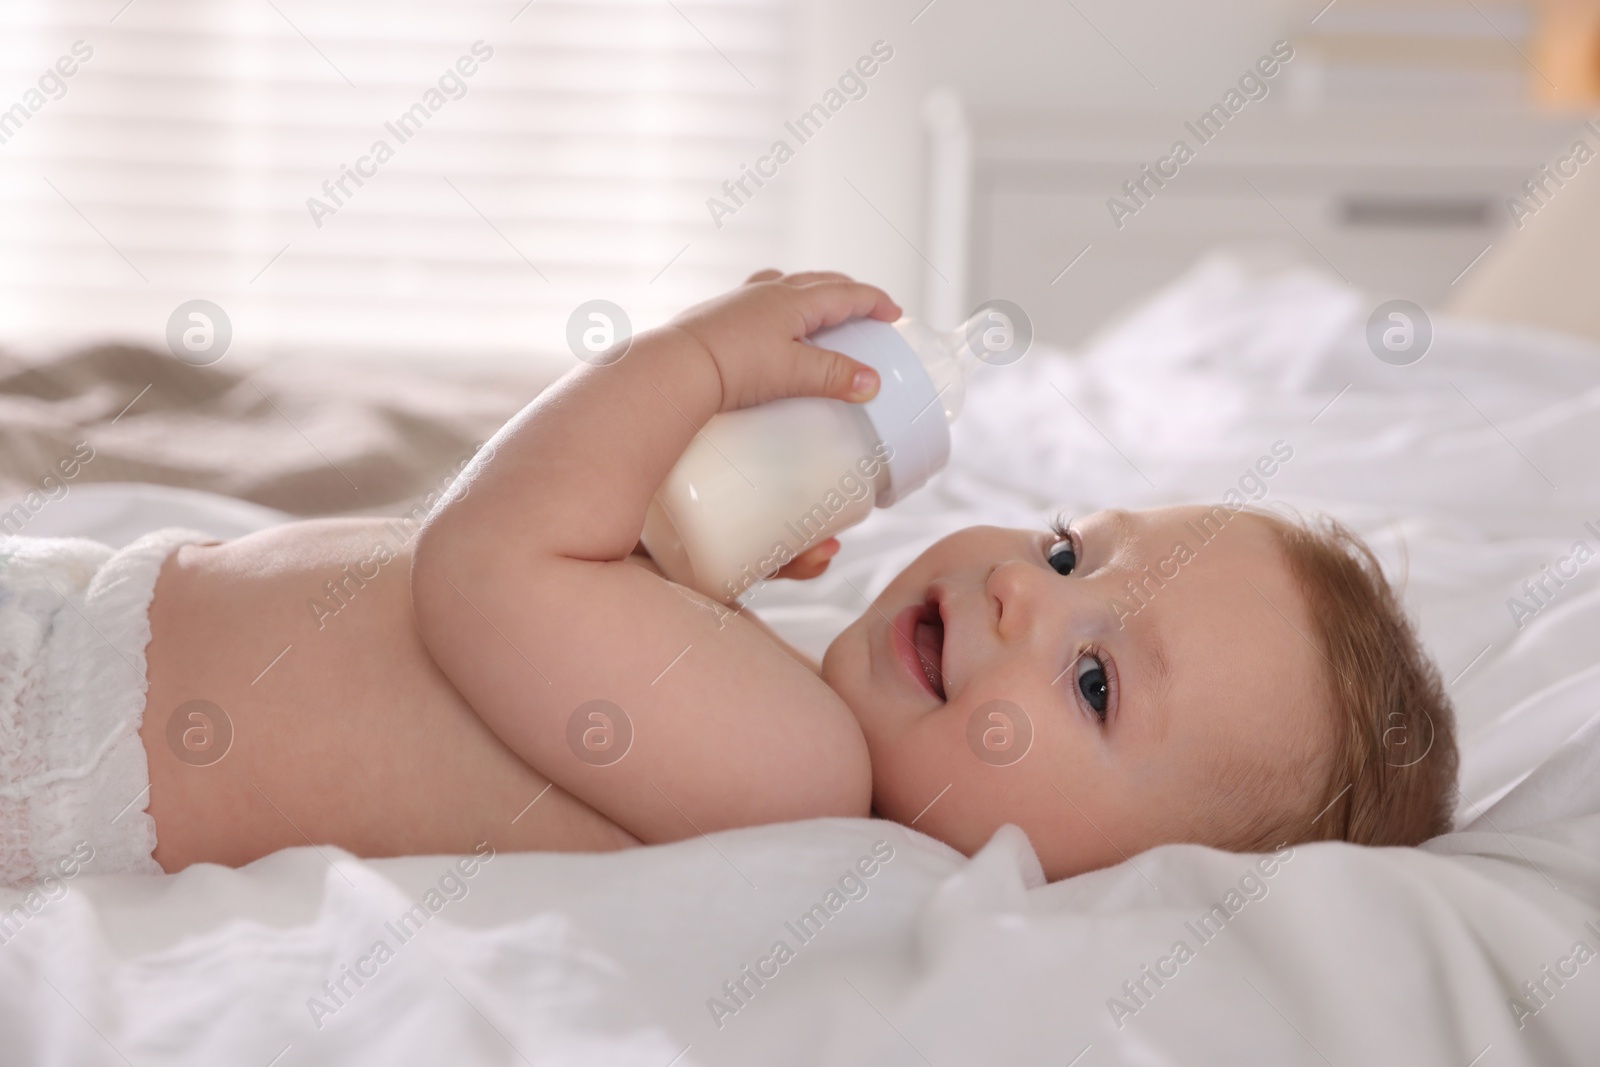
[1046,538,1076,576]
[1076,654,1109,722]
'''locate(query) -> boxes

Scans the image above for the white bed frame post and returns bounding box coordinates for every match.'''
[921,88,971,332]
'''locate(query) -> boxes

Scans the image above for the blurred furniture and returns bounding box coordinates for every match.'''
[922,100,1581,345]
[1448,127,1600,343]
[919,0,1600,347]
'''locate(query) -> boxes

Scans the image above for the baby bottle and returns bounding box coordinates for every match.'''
[641,311,998,603]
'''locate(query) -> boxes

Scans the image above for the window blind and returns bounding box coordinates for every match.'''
[0,0,791,370]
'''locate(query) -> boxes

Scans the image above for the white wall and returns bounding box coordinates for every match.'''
[781,0,1307,316]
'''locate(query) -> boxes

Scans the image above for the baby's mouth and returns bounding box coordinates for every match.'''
[912,602,946,701]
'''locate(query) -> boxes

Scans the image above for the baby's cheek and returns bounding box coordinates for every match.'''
[822,624,878,709]
[870,726,955,819]
[875,717,997,852]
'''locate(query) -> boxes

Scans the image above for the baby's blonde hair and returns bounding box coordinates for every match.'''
[1203,510,1458,853]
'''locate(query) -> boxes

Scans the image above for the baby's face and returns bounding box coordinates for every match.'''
[821,505,1329,881]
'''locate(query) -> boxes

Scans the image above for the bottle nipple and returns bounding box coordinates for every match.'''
[892,318,968,425]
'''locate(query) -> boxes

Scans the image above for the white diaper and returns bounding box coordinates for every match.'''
[0,528,214,886]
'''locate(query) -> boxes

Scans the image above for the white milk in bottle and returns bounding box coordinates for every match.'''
[642,311,1007,603]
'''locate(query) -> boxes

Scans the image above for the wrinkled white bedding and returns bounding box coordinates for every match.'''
[4,258,1599,1065]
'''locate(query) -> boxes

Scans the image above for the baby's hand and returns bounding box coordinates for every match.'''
[773,537,840,581]
[668,269,901,413]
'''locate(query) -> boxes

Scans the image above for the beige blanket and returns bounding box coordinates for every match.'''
[0,344,556,517]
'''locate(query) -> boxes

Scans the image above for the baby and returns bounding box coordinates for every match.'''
[0,271,1458,886]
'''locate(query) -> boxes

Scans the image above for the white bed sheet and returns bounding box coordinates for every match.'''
[5,257,1599,1065]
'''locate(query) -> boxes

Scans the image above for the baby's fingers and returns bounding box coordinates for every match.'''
[781,279,901,403]
[779,271,855,287]
[794,340,880,403]
[774,538,840,580]
[794,279,901,332]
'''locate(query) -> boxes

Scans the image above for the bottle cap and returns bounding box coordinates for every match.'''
[808,318,952,506]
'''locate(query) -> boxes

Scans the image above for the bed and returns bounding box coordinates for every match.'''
[3,257,1598,1065]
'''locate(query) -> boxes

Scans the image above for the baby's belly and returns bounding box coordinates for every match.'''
[139,518,636,872]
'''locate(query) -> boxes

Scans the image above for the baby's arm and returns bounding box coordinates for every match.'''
[410,273,896,843]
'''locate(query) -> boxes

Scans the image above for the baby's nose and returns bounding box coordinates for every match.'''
[986,557,1049,638]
